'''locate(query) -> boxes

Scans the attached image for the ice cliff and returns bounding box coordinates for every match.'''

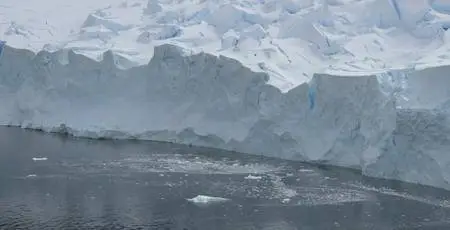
[3,0,450,189]
[0,44,394,164]
[2,42,449,190]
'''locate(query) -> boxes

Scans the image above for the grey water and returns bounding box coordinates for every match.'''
[1,127,450,230]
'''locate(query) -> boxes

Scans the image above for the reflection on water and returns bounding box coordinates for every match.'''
[1,127,450,229]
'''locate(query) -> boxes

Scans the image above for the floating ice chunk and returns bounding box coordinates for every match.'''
[245,174,262,180]
[298,169,314,173]
[81,14,132,31]
[186,195,229,205]
[32,157,48,161]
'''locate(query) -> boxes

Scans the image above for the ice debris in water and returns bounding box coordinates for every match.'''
[186,195,230,205]
[32,157,48,161]
[245,174,262,180]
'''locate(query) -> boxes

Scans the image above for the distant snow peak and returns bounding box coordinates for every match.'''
[156,25,182,40]
[5,22,33,38]
[145,0,162,14]
[79,25,117,41]
[137,31,152,44]
[81,14,132,32]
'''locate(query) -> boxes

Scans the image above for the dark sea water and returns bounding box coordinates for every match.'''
[1,127,450,230]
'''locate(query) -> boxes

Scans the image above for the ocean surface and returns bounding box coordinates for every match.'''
[1,127,450,230]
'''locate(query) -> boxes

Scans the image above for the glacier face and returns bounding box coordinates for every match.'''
[0,43,396,174]
[364,65,450,189]
[2,41,450,189]
[3,0,450,190]
[365,109,450,189]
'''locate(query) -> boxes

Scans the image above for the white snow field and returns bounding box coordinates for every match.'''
[2,0,450,189]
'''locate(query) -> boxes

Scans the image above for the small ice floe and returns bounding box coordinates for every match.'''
[186,195,229,205]
[298,169,314,173]
[32,157,48,161]
[244,174,262,180]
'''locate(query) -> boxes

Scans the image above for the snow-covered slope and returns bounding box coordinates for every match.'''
[2,0,450,189]
[3,0,450,90]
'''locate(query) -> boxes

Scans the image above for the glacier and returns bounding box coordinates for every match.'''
[2,0,450,189]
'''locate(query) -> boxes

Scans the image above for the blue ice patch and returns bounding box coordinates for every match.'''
[0,40,5,56]
[308,84,316,110]
[389,0,402,20]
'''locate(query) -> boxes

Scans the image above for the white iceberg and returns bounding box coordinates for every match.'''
[32,157,48,161]
[245,174,262,180]
[186,195,230,205]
